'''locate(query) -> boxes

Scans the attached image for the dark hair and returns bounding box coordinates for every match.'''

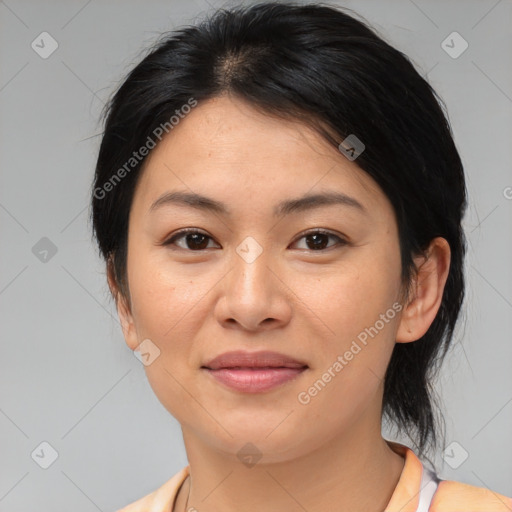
[90,1,467,466]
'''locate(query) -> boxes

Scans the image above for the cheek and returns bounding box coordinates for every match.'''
[301,243,402,394]
[126,252,205,418]
[128,247,209,339]
[311,251,401,342]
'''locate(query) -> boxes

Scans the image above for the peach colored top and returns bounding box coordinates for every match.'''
[116,441,512,512]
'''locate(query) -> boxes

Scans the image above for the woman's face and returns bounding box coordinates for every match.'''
[117,95,407,462]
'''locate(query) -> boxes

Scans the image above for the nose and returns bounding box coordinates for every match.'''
[215,243,292,332]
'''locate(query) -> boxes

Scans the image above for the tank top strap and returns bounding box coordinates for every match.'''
[416,466,442,512]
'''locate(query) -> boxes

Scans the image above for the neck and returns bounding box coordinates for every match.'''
[174,406,405,512]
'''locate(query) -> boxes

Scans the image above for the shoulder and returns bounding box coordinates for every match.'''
[384,441,512,512]
[430,479,512,511]
[115,466,190,512]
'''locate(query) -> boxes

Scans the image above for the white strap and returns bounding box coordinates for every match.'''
[416,467,441,512]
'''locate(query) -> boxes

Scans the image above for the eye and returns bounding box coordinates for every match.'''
[162,228,348,252]
[291,229,347,251]
[162,229,219,251]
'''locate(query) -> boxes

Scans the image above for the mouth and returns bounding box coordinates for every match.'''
[201,350,309,393]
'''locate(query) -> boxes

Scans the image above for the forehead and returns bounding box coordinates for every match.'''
[131,95,390,220]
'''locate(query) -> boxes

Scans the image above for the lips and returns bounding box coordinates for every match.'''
[202,350,308,370]
[201,350,309,393]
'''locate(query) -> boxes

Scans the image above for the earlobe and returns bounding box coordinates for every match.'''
[395,237,451,343]
[107,258,139,351]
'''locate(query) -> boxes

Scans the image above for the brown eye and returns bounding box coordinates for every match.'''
[292,230,347,251]
[162,228,347,252]
[164,229,218,251]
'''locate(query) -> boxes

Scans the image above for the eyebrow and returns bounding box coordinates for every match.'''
[148,190,367,217]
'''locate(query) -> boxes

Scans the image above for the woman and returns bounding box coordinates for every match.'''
[90,2,512,511]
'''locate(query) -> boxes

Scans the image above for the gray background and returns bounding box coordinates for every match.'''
[1,0,511,510]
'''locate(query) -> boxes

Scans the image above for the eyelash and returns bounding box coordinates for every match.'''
[162,228,348,252]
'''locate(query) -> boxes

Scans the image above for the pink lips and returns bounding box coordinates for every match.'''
[201,350,308,393]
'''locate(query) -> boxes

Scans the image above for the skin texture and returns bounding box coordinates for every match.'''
[109,94,451,512]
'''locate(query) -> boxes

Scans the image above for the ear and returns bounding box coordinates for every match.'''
[107,256,139,351]
[396,237,451,343]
